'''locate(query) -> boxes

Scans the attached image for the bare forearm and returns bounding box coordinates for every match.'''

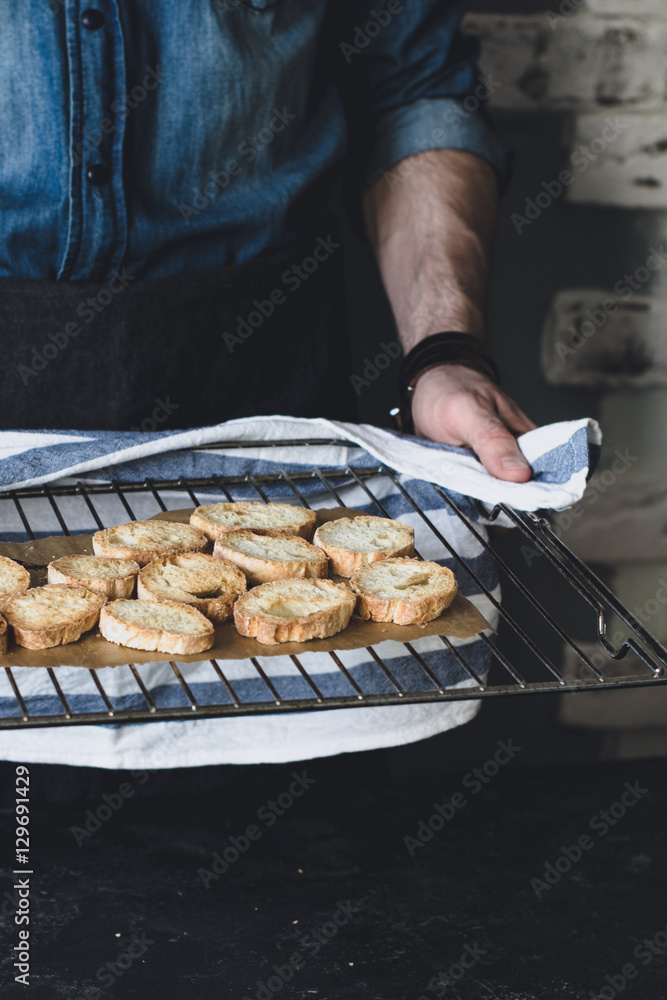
[361,147,536,483]
[362,148,498,351]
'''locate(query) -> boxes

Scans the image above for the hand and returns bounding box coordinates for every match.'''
[410,364,537,482]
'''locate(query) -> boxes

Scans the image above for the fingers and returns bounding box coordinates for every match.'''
[409,366,537,481]
[467,415,533,482]
[471,391,536,480]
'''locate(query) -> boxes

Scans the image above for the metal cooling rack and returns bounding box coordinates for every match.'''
[0,438,665,730]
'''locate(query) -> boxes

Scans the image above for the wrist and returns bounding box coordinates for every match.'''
[413,363,491,391]
[397,306,486,354]
[392,332,500,434]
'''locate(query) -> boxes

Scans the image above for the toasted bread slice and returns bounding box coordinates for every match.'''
[213,529,328,586]
[313,515,414,577]
[93,519,208,566]
[0,614,7,654]
[4,585,106,649]
[0,555,31,610]
[191,501,316,540]
[48,555,140,599]
[100,599,214,655]
[234,578,355,645]
[137,552,246,623]
[351,557,457,625]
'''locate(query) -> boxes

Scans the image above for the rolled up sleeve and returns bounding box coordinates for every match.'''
[338,0,509,191]
[365,95,508,190]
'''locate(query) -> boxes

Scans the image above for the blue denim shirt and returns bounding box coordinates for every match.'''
[0,1,505,282]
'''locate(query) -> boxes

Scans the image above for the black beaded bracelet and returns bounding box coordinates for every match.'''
[391,332,501,434]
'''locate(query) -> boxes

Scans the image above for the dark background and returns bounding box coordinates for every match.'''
[3,0,667,996]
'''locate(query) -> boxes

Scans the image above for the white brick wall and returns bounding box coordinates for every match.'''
[464,9,667,206]
[462,14,667,112]
[540,383,667,564]
[542,289,667,387]
[583,0,666,15]
[564,113,667,207]
[559,643,667,729]
[549,479,667,563]
[479,2,667,739]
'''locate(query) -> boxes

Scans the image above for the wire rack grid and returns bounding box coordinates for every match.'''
[0,438,664,730]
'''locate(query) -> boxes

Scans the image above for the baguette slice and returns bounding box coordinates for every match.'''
[100,599,214,655]
[137,552,246,623]
[234,578,356,645]
[313,515,414,577]
[351,557,457,625]
[0,555,31,610]
[93,519,208,566]
[4,585,106,649]
[213,529,328,586]
[191,502,317,540]
[48,555,140,599]
[0,614,7,654]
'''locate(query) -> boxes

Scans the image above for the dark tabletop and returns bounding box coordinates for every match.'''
[0,746,665,1000]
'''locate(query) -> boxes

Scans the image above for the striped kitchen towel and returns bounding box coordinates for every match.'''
[0,415,600,768]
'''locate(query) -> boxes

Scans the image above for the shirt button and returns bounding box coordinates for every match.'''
[81,9,105,30]
[86,164,111,186]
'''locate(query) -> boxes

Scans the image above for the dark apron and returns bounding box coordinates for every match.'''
[0,230,357,430]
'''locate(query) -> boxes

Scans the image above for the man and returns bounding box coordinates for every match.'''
[0,0,534,482]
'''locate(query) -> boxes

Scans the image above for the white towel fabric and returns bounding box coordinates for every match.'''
[0,414,601,511]
[0,415,600,769]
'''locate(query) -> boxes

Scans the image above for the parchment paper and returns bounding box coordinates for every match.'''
[0,508,493,667]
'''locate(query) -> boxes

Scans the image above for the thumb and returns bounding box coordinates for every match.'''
[468,418,532,482]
